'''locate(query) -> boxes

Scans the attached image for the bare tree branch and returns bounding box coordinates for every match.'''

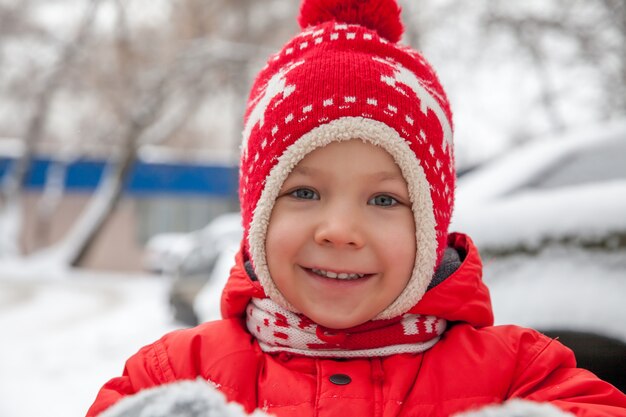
[0,0,103,257]
[1,0,102,200]
[52,0,232,267]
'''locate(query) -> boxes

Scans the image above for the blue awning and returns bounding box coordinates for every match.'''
[0,157,238,197]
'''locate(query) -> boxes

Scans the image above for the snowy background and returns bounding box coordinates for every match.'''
[1,1,625,416]
[0,264,178,417]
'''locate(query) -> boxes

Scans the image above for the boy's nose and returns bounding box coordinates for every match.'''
[313,206,365,248]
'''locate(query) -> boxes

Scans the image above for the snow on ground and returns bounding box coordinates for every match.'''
[0,264,181,417]
[1,247,625,417]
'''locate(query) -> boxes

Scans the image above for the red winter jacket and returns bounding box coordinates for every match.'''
[86,233,626,417]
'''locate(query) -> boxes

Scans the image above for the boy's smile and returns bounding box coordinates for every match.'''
[265,139,416,329]
[306,268,367,280]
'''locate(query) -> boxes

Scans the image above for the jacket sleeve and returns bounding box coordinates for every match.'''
[85,340,178,417]
[506,328,626,416]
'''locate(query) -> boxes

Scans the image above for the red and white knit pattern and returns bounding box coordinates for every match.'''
[246,298,447,358]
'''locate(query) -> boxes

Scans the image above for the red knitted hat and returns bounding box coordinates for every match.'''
[239,0,454,319]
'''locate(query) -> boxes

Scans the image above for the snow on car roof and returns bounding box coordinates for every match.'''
[455,119,626,202]
[451,119,626,251]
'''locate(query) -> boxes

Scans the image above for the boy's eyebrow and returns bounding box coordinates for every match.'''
[291,165,319,176]
[371,171,404,182]
[291,165,403,182]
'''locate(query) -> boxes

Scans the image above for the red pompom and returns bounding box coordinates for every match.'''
[298,0,404,43]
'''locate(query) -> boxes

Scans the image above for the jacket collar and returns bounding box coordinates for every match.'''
[220,233,493,329]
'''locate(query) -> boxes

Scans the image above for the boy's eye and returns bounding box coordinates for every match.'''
[290,188,319,200]
[368,194,398,207]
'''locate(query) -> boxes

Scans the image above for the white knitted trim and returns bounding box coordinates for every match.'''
[248,117,437,320]
[257,337,442,358]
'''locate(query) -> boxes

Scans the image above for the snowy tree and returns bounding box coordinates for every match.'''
[481,0,626,133]
[0,0,297,269]
[0,0,103,257]
[399,0,626,167]
[2,0,624,269]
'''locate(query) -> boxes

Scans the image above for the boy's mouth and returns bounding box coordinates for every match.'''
[305,267,368,280]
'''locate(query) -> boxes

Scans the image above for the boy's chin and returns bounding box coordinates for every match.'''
[305,310,376,330]
[316,319,365,330]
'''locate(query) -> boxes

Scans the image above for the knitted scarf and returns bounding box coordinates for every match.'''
[246,297,447,358]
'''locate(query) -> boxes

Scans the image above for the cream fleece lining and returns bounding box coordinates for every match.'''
[248,117,437,320]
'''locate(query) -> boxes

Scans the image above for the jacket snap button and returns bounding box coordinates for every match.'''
[329,374,351,385]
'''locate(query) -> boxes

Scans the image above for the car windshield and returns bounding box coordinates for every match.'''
[527,139,626,189]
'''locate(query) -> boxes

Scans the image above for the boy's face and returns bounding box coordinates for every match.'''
[265,139,416,329]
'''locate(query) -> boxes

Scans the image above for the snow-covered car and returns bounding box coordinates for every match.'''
[193,240,241,324]
[144,212,242,275]
[450,119,626,390]
[161,212,243,325]
[144,232,199,275]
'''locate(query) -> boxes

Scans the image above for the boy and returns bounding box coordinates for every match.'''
[87,0,626,416]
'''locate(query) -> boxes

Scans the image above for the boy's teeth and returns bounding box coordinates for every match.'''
[311,268,364,280]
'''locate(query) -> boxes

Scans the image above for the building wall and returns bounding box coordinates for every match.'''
[20,192,238,272]
[22,193,145,271]
[3,155,239,272]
